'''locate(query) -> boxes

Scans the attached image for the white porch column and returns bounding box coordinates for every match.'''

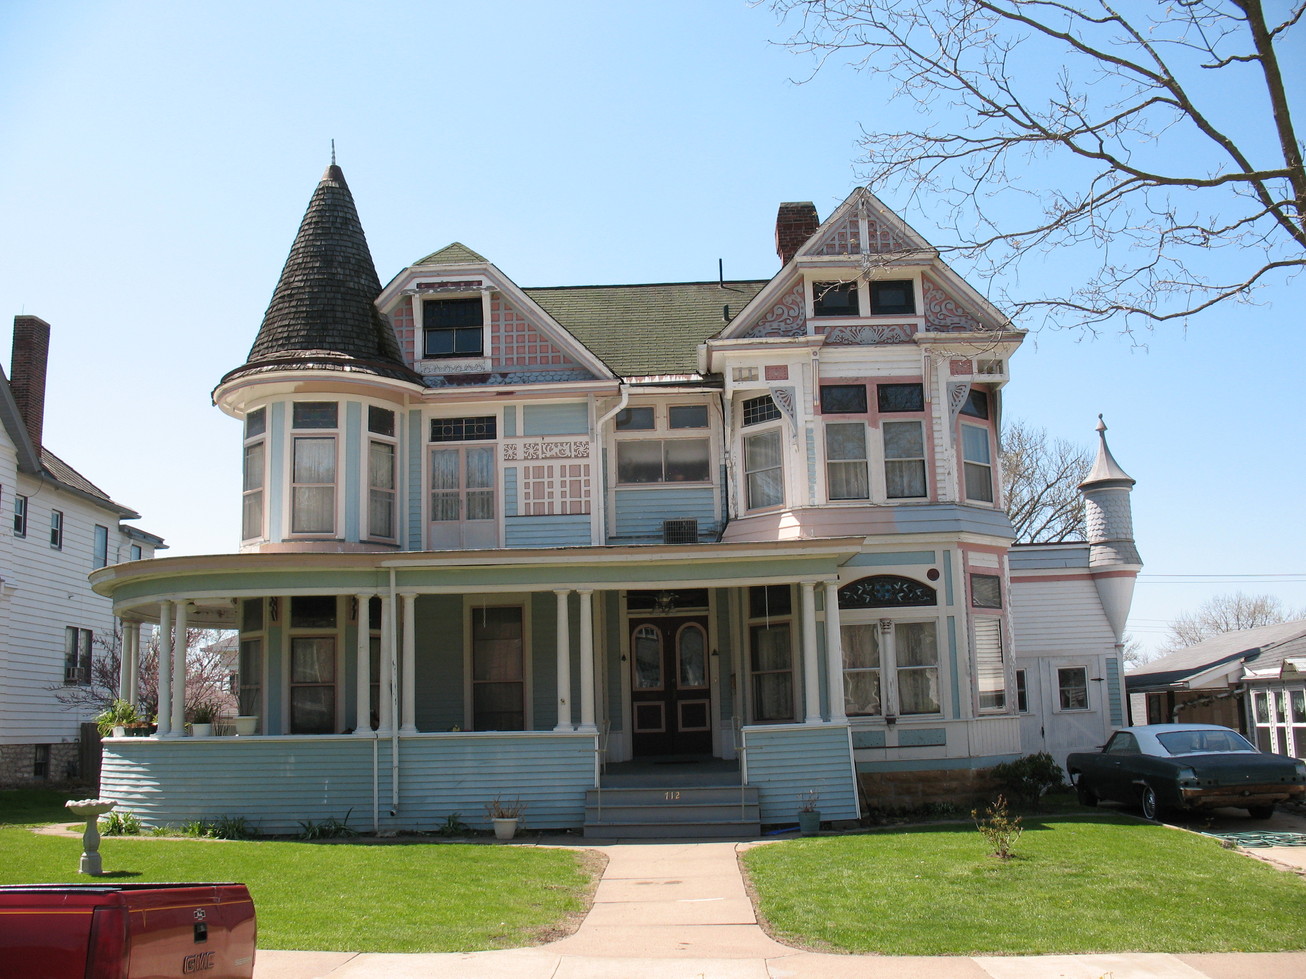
[554,589,573,731]
[377,596,393,733]
[126,622,140,707]
[577,589,596,732]
[824,580,847,723]
[400,592,418,734]
[117,620,132,702]
[157,602,173,736]
[801,581,821,724]
[355,594,372,734]
[171,601,188,735]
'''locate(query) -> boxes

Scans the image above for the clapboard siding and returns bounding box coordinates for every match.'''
[611,487,717,540]
[522,403,589,436]
[100,732,595,834]
[504,514,592,548]
[742,724,859,823]
[1,464,152,744]
[1009,578,1114,651]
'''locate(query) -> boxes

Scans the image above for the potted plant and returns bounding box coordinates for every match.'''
[485,796,526,840]
[95,699,139,739]
[797,789,821,836]
[188,702,220,738]
[233,714,258,736]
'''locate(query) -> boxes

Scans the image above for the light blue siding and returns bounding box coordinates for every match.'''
[101,733,597,834]
[851,730,886,748]
[847,551,938,567]
[504,468,519,517]
[407,408,423,551]
[523,403,588,436]
[504,405,517,437]
[1106,656,1123,726]
[612,487,716,540]
[344,401,362,542]
[742,723,859,822]
[898,727,947,747]
[505,514,591,548]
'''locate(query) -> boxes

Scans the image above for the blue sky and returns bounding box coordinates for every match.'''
[2,1,1302,656]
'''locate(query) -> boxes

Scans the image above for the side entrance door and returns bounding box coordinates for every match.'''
[630,616,712,756]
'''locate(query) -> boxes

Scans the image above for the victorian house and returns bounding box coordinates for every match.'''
[92,166,1138,834]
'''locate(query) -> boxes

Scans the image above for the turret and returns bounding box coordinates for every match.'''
[1078,416,1141,641]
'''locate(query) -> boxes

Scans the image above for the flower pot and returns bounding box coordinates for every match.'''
[492,817,518,841]
[190,722,213,738]
[111,726,126,739]
[234,715,258,736]
[798,810,821,836]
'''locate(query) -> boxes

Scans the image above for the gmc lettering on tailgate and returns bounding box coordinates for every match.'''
[183,950,216,973]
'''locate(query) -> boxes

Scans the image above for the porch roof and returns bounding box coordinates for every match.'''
[91,538,867,625]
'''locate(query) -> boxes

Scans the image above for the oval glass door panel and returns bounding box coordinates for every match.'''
[677,624,707,689]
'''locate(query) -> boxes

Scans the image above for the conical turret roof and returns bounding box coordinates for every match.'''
[1079,416,1135,489]
[219,164,418,388]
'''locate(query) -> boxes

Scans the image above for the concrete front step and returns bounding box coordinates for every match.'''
[583,784,761,839]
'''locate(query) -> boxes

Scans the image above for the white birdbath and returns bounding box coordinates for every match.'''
[65,799,117,875]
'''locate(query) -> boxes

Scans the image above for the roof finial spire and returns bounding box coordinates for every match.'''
[331,139,336,166]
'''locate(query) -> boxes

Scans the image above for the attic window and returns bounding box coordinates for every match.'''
[870,280,916,315]
[813,281,859,317]
[423,298,483,358]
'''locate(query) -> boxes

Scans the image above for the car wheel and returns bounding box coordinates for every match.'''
[1248,805,1275,820]
[1075,777,1098,807]
[1140,784,1161,821]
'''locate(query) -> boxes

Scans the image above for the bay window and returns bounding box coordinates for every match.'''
[825,423,869,500]
[883,421,926,498]
[744,429,783,509]
[974,617,1006,712]
[842,620,940,716]
[367,406,397,541]
[242,407,266,541]
[962,425,994,503]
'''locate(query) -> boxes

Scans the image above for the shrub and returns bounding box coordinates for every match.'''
[99,810,142,836]
[989,752,1064,809]
[972,794,1023,860]
[299,810,358,840]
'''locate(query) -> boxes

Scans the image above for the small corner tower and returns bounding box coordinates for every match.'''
[1078,416,1142,642]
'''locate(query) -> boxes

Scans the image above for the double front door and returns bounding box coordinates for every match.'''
[630,616,712,756]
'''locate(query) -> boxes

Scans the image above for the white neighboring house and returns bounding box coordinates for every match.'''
[0,315,164,786]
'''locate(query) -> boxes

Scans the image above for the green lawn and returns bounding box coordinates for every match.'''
[0,789,600,953]
[742,814,1306,955]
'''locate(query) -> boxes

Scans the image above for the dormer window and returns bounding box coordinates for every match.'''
[813,281,859,317]
[423,298,484,357]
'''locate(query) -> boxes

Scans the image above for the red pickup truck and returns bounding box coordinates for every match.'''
[0,882,256,978]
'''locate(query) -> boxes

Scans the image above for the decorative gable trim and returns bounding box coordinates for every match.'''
[922,273,983,332]
[742,284,806,339]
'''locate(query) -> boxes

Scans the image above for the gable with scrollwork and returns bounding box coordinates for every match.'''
[838,575,937,609]
[744,284,807,338]
[922,274,983,331]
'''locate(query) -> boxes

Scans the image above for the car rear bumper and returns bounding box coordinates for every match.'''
[1180,783,1306,810]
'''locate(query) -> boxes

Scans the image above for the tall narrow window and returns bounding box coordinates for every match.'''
[842,624,882,716]
[13,494,26,537]
[368,440,396,539]
[962,425,994,502]
[748,585,794,723]
[288,595,337,734]
[238,598,264,729]
[895,622,939,715]
[93,525,108,569]
[744,429,783,509]
[883,421,926,498]
[291,398,339,537]
[825,423,869,500]
[130,544,142,561]
[471,606,525,730]
[242,407,266,541]
[50,510,63,549]
[974,617,1006,712]
[64,627,92,685]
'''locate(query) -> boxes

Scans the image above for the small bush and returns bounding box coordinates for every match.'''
[972,794,1023,860]
[299,810,358,840]
[178,816,256,840]
[436,812,469,837]
[99,810,142,836]
[990,752,1064,809]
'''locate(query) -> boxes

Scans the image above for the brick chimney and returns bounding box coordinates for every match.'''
[775,202,820,267]
[10,315,50,452]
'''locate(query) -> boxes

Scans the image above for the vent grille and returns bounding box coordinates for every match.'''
[662,519,699,545]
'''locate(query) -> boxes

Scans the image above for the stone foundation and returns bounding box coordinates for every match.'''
[857,767,1002,812]
[0,742,84,789]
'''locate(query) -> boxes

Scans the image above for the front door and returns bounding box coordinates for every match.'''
[630,616,712,756]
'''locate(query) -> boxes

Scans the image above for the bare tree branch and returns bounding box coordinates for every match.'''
[767,0,1306,330]
[1000,420,1091,542]
[1160,591,1306,651]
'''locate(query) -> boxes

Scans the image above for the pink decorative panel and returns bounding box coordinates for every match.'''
[389,298,416,365]
[765,365,789,381]
[950,358,973,375]
[922,274,983,331]
[817,214,862,254]
[745,284,806,338]
[864,218,910,254]
[491,298,575,369]
[522,463,591,515]
[821,324,917,345]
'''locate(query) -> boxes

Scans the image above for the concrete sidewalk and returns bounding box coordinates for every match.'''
[252,833,1306,979]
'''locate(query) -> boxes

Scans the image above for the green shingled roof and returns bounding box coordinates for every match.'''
[415,242,489,266]
[525,281,767,377]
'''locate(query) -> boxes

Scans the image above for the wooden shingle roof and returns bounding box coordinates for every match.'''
[221,165,418,387]
[525,280,767,377]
